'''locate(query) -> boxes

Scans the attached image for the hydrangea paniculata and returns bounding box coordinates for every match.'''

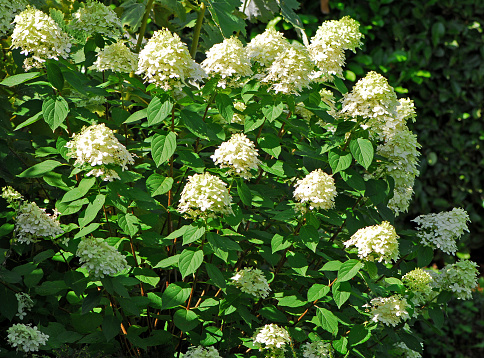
[2,186,23,204]
[253,324,291,352]
[15,293,34,320]
[344,221,399,263]
[184,345,222,358]
[7,324,49,352]
[177,173,233,219]
[293,169,337,212]
[368,295,410,327]
[15,201,64,244]
[92,41,138,73]
[76,237,129,278]
[402,268,435,305]
[246,28,290,68]
[436,260,478,300]
[231,267,271,298]
[302,341,333,358]
[232,101,246,124]
[70,0,122,38]
[0,0,27,37]
[211,133,260,179]
[412,208,470,255]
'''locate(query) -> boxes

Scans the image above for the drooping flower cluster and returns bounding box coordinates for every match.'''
[302,341,333,358]
[231,267,271,299]
[412,207,470,255]
[65,123,134,181]
[76,237,129,278]
[69,0,122,38]
[2,186,23,204]
[436,260,479,300]
[7,324,49,352]
[393,342,423,358]
[246,28,290,68]
[211,133,260,179]
[402,268,435,305]
[293,169,337,212]
[368,295,410,327]
[0,0,27,37]
[344,221,399,263]
[201,37,252,88]
[16,293,34,320]
[308,16,363,82]
[253,324,291,353]
[11,6,71,70]
[184,345,222,358]
[91,41,138,73]
[177,173,233,219]
[15,201,64,244]
[137,28,205,91]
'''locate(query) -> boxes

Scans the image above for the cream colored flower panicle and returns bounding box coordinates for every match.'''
[412,208,470,255]
[15,293,34,320]
[11,6,71,70]
[436,260,478,300]
[15,202,64,244]
[262,42,314,94]
[246,28,290,67]
[302,341,333,358]
[253,324,291,352]
[211,133,260,179]
[293,169,337,212]
[231,267,271,299]
[7,324,49,352]
[91,41,138,73]
[65,123,134,181]
[137,28,204,91]
[368,295,410,327]
[344,221,399,263]
[76,237,129,278]
[70,0,122,38]
[177,172,233,219]
[0,0,27,37]
[402,268,435,305]
[184,346,222,358]
[2,186,23,204]
[201,37,252,88]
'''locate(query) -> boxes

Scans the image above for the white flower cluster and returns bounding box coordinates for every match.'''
[184,345,222,358]
[65,123,134,181]
[0,0,27,37]
[2,186,23,204]
[393,342,422,358]
[91,41,138,73]
[246,28,290,68]
[402,268,435,305]
[15,201,64,244]
[69,0,122,38]
[232,101,246,125]
[293,169,337,212]
[201,37,252,88]
[302,341,333,358]
[344,221,399,263]
[231,267,271,299]
[16,292,34,320]
[368,295,410,327]
[412,207,470,255]
[253,324,291,352]
[211,133,260,179]
[308,16,363,82]
[177,173,233,219]
[7,324,49,352]
[137,28,204,91]
[76,237,129,278]
[11,6,71,70]
[436,260,479,300]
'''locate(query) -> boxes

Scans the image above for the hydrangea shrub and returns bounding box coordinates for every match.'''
[0,1,478,357]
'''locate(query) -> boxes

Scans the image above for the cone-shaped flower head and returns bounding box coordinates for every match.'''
[211,133,260,179]
[0,0,27,37]
[293,169,337,211]
[402,268,436,305]
[7,324,49,352]
[253,324,291,352]
[177,172,233,219]
[344,221,399,263]
[201,36,252,88]
[2,186,23,205]
[15,201,63,244]
[11,6,71,70]
[302,341,333,358]
[184,346,222,358]
[436,260,479,300]
[92,41,138,73]
[368,295,410,327]
[65,123,135,181]
[246,28,290,67]
[76,237,129,278]
[412,208,470,255]
[70,0,122,38]
[231,267,271,299]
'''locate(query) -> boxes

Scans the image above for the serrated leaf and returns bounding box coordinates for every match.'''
[146,174,173,196]
[307,284,330,301]
[215,93,234,121]
[120,0,145,31]
[174,309,199,332]
[14,111,43,131]
[46,61,64,91]
[348,325,371,346]
[328,149,352,174]
[62,177,96,202]
[299,225,319,252]
[147,96,173,126]
[118,213,140,237]
[204,0,246,38]
[262,100,284,122]
[237,179,252,206]
[0,72,41,86]
[78,194,105,227]
[182,223,205,245]
[338,259,364,282]
[161,282,191,310]
[151,132,176,167]
[42,96,69,131]
[341,169,366,192]
[205,263,226,288]
[124,108,147,124]
[321,260,342,271]
[332,281,351,308]
[181,109,209,139]
[316,307,338,336]
[350,138,374,169]
[258,133,281,158]
[207,232,241,262]
[271,233,291,254]
[179,248,204,279]
[18,160,63,178]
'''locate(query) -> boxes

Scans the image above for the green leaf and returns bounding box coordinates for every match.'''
[102,314,122,342]
[258,133,281,158]
[316,307,338,336]
[0,286,17,320]
[215,93,234,121]
[124,108,147,124]
[259,305,289,323]
[146,174,174,197]
[365,179,387,206]
[271,233,291,254]
[46,61,64,91]
[173,309,199,332]
[244,117,265,133]
[120,0,145,31]
[78,194,105,227]
[161,282,191,310]
[417,246,434,267]
[118,212,140,237]
[181,109,209,139]
[334,77,348,94]
[33,249,55,264]
[299,225,319,252]
[24,268,43,288]
[237,179,252,206]
[178,248,204,279]
[307,284,330,301]
[333,336,348,354]
[147,96,173,126]
[428,306,444,329]
[74,223,100,240]
[62,177,96,202]
[332,281,351,308]
[350,138,374,169]
[432,22,445,47]
[207,232,241,261]
[348,325,371,346]
[14,111,43,131]
[287,251,308,276]
[204,0,246,37]
[36,280,68,296]
[18,160,63,178]
[151,132,176,167]
[205,263,226,288]
[71,312,102,334]
[338,259,364,282]
[0,72,41,86]
[261,100,284,122]
[321,260,342,271]
[341,169,366,192]
[398,331,423,354]
[182,223,206,245]
[42,96,69,131]
[328,149,352,174]
[82,289,102,314]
